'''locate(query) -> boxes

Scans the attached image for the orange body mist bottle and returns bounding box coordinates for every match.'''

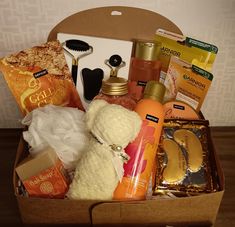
[113,81,165,200]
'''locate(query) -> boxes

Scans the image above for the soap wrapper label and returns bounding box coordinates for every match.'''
[23,159,69,198]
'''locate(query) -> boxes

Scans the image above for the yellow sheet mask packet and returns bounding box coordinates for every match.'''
[155,29,218,83]
[164,57,213,112]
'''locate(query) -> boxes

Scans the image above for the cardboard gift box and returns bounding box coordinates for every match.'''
[13,6,224,226]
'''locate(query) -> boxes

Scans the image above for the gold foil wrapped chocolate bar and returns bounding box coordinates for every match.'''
[154,119,216,197]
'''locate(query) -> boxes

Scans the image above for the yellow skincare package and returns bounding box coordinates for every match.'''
[155,29,218,83]
[164,56,213,112]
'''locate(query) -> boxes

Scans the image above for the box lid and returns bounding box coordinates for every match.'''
[48,6,182,42]
[91,192,224,225]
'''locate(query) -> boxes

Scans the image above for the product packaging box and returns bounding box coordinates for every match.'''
[164,56,213,111]
[13,6,224,226]
[155,28,218,83]
[15,147,69,199]
[57,32,133,110]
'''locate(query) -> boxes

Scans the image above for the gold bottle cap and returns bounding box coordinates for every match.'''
[101,76,128,96]
[143,81,166,103]
[135,40,161,61]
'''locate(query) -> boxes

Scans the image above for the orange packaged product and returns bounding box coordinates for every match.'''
[15,147,70,199]
[0,40,84,114]
[113,81,165,200]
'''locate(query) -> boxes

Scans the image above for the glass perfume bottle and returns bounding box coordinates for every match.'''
[94,55,136,110]
[128,40,162,102]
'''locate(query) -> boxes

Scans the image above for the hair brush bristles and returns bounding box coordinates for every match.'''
[66,39,90,51]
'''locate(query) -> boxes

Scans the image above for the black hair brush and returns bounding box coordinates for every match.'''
[62,39,93,85]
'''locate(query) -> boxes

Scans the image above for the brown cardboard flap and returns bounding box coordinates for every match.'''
[13,136,27,191]
[17,196,96,224]
[48,6,182,42]
[208,129,225,191]
[91,192,224,226]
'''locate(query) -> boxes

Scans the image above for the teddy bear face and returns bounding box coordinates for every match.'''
[86,100,142,148]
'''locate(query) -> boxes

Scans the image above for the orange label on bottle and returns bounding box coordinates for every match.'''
[113,98,164,200]
[113,120,157,200]
[23,160,69,198]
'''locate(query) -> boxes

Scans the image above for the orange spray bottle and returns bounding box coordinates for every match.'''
[113,81,165,200]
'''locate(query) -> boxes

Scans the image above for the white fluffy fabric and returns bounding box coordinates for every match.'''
[67,100,142,200]
[22,104,89,171]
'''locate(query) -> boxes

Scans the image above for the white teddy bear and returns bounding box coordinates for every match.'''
[67,99,142,200]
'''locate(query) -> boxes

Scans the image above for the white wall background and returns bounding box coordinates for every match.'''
[0,0,235,127]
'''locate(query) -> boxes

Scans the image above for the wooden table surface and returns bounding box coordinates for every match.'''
[0,127,234,227]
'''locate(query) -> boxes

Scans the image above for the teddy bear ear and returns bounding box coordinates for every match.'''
[85,99,108,130]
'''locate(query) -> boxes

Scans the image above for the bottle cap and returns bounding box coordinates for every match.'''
[101,76,128,95]
[143,81,166,103]
[134,40,161,61]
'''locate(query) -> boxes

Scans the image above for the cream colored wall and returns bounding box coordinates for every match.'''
[0,0,235,127]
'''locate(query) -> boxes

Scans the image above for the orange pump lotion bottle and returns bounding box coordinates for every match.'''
[113,81,166,200]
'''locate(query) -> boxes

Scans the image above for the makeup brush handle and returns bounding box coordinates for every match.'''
[72,65,78,85]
